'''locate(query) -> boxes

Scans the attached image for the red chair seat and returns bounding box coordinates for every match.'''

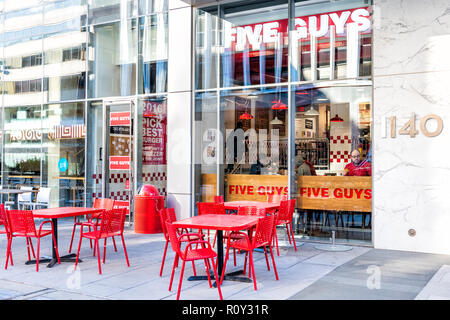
[183,247,217,261]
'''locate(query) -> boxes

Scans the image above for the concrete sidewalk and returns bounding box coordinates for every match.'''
[0,217,447,300]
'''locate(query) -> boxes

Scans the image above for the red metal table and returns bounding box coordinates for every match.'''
[224,201,280,214]
[173,214,261,284]
[30,207,104,268]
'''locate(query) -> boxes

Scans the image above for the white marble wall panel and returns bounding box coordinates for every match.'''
[373,0,450,255]
[373,0,450,76]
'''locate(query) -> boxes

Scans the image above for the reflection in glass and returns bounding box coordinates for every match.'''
[194,92,218,204]
[195,8,218,89]
[42,102,85,207]
[220,1,289,87]
[293,85,372,244]
[88,19,137,98]
[139,0,167,15]
[88,0,137,25]
[138,14,167,94]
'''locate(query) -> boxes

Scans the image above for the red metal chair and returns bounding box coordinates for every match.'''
[165,220,223,300]
[237,206,266,216]
[68,198,115,253]
[220,214,278,290]
[273,199,298,255]
[196,202,219,243]
[213,195,224,203]
[74,208,129,275]
[158,207,204,277]
[267,194,288,203]
[6,210,60,272]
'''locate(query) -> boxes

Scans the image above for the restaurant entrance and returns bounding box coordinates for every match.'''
[86,99,136,223]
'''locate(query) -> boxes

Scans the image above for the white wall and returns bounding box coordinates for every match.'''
[166,2,193,220]
[373,0,450,254]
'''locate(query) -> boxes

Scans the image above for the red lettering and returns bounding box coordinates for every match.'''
[267,187,274,195]
[334,188,343,198]
[300,187,307,197]
[354,189,363,199]
[321,188,329,198]
[248,186,254,195]
[229,185,235,194]
[312,188,320,197]
[344,189,353,199]
[238,185,246,194]
[283,187,288,194]
[364,189,372,199]
[258,186,265,195]
[275,186,283,195]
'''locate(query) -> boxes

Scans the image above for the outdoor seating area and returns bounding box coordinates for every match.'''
[0,194,370,300]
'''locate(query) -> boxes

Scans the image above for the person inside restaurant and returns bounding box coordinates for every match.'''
[344,149,371,176]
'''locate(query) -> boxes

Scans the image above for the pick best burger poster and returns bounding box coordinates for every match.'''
[142,100,167,165]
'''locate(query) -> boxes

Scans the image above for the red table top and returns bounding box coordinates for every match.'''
[224,201,280,211]
[32,207,104,219]
[172,214,261,231]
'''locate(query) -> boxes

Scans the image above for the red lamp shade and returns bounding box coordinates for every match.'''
[239,112,254,120]
[271,100,288,110]
[330,114,344,122]
[139,185,160,196]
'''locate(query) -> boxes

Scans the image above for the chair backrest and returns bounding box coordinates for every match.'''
[237,206,265,216]
[197,202,217,215]
[267,194,288,203]
[165,220,182,256]
[278,199,296,222]
[0,204,10,235]
[93,198,115,210]
[36,187,51,204]
[213,195,224,204]
[214,202,226,215]
[158,208,171,241]
[252,214,275,248]
[99,208,126,237]
[18,186,33,202]
[7,210,36,237]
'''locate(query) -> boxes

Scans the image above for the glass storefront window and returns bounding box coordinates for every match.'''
[219,0,289,87]
[44,1,87,102]
[195,8,219,90]
[88,0,137,25]
[292,0,372,81]
[136,96,167,195]
[139,0,167,15]
[88,19,137,98]
[3,105,42,189]
[42,102,86,207]
[194,91,218,204]
[293,85,372,244]
[222,88,289,201]
[138,13,168,94]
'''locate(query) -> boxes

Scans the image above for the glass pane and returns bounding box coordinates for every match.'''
[139,0,167,15]
[42,102,85,207]
[220,0,289,87]
[138,14,168,94]
[88,0,137,25]
[43,1,87,101]
[222,87,288,201]
[136,96,167,195]
[194,91,218,204]
[2,5,43,107]
[292,0,372,81]
[293,85,372,245]
[88,19,137,98]
[85,100,103,207]
[195,8,218,90]
[3,105,42,190]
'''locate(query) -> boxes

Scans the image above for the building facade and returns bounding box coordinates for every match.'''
[0,0,449,254]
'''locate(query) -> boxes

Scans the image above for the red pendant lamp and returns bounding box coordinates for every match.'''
[271,100,288,110]
[239,112,254,120]
[330,114,344,122]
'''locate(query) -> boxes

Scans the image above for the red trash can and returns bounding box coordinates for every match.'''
[134,185,165,234]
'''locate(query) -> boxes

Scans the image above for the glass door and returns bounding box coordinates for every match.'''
[103,99,135,224]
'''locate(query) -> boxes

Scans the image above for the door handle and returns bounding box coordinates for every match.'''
[99,147,102,161]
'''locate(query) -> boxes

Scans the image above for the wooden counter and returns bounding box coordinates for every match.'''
[202,173,371,212]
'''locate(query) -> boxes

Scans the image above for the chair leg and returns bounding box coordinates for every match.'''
[192,261,197,276]
[160,241,169,276]
[210,257,223,300]
[5,237,12,270]
[36,238,40,272]
[95,239,102,274]
[103,238,107,264]
[287,223,297,251]
[220,244,231,285]
[112,236,117,252]
[169,254,178,291]
[268,245,279,280]
[204,259,212,288]
[68,218,77,253]
[74,236,83,270]
[26,237,31,261]
[249,251,257,290]
[121,234,130,267]
[176,260,186,300]
[274,227,280,256]
[264,246,270,271]
[51,230,61,265]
